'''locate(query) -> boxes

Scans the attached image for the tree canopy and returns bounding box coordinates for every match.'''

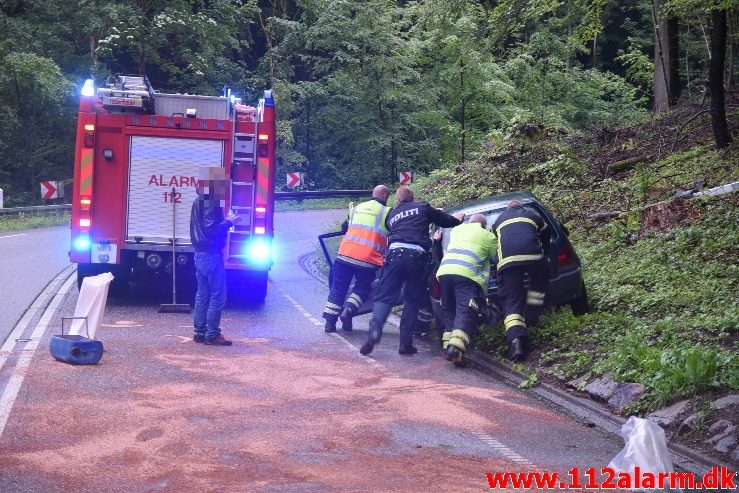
[0,0,736,204]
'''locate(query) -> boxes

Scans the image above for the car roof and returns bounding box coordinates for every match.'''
[445,191,539,216]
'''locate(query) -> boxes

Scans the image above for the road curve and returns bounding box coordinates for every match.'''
[0,226,71,345]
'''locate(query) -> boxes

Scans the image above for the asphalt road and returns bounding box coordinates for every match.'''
[0,226,70,345]
[0,210,625,492]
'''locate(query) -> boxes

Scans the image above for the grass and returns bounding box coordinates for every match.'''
[416,107,739,412]
[0,213,70,233]
[275,198,355,211]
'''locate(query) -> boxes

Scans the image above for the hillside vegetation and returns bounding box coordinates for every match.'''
[416,105,739,413]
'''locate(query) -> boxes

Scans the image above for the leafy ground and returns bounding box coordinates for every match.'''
[415,102,738,458]
[0,213,70,233]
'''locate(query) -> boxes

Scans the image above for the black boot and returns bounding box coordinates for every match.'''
[339,308,353,332]
[360,322,382,355]
[324,319,337,333]
[507,336,528,362]
[398,344,418,355]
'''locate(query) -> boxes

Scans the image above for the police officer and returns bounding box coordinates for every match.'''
[492,200,551,361]
[436,214,498,366]
[360,186,462,356]
[323,185,391,333]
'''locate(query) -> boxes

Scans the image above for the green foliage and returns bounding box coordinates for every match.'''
[0,213,70,233]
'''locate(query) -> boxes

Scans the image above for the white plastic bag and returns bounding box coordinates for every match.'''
[69,272,114,340]
[608,416,676,491]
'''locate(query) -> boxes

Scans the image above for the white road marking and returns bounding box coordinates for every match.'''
[0,265,75,372]
[471,431,536,467]
[0,275,76,439]
[0,234,26,239]
[274,284,396,376]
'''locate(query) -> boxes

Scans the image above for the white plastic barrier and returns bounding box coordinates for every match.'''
[69,272,114,340]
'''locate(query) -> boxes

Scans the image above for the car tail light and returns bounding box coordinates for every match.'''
[557,243,578,270]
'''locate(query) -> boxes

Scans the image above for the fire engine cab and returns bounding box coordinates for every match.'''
[70,75,276,302]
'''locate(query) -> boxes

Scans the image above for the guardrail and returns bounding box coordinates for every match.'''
[0,204,71,216]
[274,190,373,201]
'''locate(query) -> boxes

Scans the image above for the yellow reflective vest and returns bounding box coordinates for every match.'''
[436,223,498,292]
[337,199,391,266]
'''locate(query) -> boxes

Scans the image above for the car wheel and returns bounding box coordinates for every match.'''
[570,281,589,315]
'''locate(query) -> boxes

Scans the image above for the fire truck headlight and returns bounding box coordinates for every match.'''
[249,240,271,263]
[81,79,95,97]
[73,236,91,250]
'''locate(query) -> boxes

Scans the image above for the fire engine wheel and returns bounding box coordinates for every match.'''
[229,270,268,304]
[76,264,131,297]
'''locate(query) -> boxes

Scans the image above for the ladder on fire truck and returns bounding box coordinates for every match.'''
[226,105,258,261]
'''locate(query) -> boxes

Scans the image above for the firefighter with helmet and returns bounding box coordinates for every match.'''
[436,213,499,366]
[492,200,551,361]
[322,185,392,333]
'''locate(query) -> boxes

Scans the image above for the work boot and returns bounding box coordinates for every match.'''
[360,323,382,355]
[507,336,528,362]
[398,344,418,355]
[324,319,337,333]
[204,334,233,346]
[339,308,353,332]
[193,333,205,343]
[445,346,467,367]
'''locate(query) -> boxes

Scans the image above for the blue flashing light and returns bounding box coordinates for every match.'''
[73,236,91,250]
[263,89,274,107]
[249,239,271,263]
[81,79,95,97]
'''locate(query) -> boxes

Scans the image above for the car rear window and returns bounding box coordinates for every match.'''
[439,204,557,251]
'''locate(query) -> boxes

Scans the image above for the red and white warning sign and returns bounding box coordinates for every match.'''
[40,181,63,200]
[399,171,413,185]
[287,172,304,188]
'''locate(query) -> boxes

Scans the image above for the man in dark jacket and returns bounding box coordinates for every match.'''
[492,200,551,361]
[360,186,462,356]
[190,167,240,346]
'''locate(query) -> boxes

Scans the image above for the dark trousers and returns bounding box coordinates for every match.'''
[370,248,429,347]
[323,258,376,321]
[497,260,548,341]
[439,274,484,338]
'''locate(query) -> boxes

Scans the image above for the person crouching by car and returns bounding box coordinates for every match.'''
[436,214,498,366]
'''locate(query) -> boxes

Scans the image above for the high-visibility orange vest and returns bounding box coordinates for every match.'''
[338,199,390,266]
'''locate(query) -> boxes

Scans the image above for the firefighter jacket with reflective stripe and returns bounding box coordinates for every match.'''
[436,223,498,292]
[492,204,551,271]
[337,198,391,267]
[386,200,461,252]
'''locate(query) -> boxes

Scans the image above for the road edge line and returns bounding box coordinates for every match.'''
[0,274,76,439]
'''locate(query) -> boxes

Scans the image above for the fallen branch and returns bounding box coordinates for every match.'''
[607,156,646,174]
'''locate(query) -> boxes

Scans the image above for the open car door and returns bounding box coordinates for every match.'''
[318,231,377,316]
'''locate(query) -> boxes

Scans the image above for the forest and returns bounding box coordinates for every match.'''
[0,0,736,204]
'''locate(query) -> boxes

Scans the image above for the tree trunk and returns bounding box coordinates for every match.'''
[652,0,680,112]
[459,58,465,163]
[709,9,732,148]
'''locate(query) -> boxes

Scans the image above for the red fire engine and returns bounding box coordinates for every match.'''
[70,75,276,302]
